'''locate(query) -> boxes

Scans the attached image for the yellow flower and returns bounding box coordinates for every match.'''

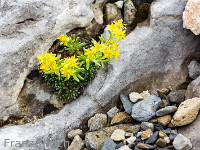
[60,67,76,79]
[106,23,118,31]
[57,34,70,46]
[91,42,102,52]
[115,51,120,61]
[113,28,126,41]
[114,19,126,29]
[103,45,115,59]
[84,48,95,63]
[110,41,119,50]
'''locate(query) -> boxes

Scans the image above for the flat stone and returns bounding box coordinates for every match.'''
[156,138,167,148]
[171,97,200,126]
[183,0,200,35]
[120,94,134,115]
[141,129,153,140]
[67,135,84,150]
[157,115,172,126]
[68,129,83,140]
[88,113,107,128]
[110,129,126,141]
[126,136,136,144]
[129,92,143,103]
[156,106,178,116]
[131,95,162,122]
[101,138,116,150]
[145,131,159,144]
[141,122,154,131]
[188,61,200,79]
[136,143,155,149]
[85,124,140,150]
[111,112,132,125]
[167,91,185,104]
[173,134,192,150]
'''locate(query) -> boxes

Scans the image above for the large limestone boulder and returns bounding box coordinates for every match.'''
[0,0,200,149]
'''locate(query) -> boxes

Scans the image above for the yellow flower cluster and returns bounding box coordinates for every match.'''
[37,53,60,74]
[57,34,69,46]
[60,56,78,79]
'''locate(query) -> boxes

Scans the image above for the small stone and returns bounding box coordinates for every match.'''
[131,95,162,122]
[111,129,125,141]
[128,142,137,149]
[124,0,137,25]
[159,131,168,138]
[158,88,170,95]
[111,112,132,125]
[125,132,133,137]
[171,97,200,126]
[167,91,185,104]
[157,115,172,126]
[136,143,155,149]
[90,118,105,131]
[136,132,142,137]
[68,129,83,140]
[117,145,131,150]
[168,123,175,128]
[145,131,159,144]
[140,90,151,99]
[88,113,107,128]
[159,99,170,109]
[149,89,164,99]
[114,1,124,9]
[154,124,165,131]
[67,135,84,150]
[169,133,177,141]
[188,61,200,79]
[141,122,154,131]
[141,129,153,140]
[115,142,125,149]
[162,128,171,134]
[120,94,134,114]
[173,134,192,150]
[107,106,120,119]
[156,106,178,116]
[126,136,136,144]
[156,138,167,148]
[101,138,117,150]
[105,3,122,24]
[129,92,143,103]
[149,119,158,123]
[164,137,170,144]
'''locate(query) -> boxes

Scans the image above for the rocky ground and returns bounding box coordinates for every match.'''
[65,60,200,150]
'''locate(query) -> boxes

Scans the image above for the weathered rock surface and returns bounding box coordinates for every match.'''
[101,138,116,150]
[68,129,83,140]
[167,91,185,104]
[124,0,137,25]
[129,92,143,103]
[0,0,200,149]
[110,112,132,125]
[156,106,177,116]
[171,97,200,126]
[67,135,84,150]
[183,0,200,35]
[173,134,192,150]
[114,1,124,9]
[157,115,172,126]
[120,94,133,114]
[85,124,140,150]
[188,61,200,79]
[141,122,154,131]
[110,129,125,141]
[88,113,107,128]
[131,95,162,122]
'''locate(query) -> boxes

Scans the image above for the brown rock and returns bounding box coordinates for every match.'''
[158,88,170,95]
[141,129,153,140]
[67,135,85,150]
[111,112,132,125]
[105,3,122,24]
[159,131,167,138]
[168,123,175,128]
[149,119,158,123]
[156,138,167,148]
[157,115,172,126]
[171,97,200,126]
[88,113,107,128]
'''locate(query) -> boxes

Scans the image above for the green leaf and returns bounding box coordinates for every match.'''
[73,74,80,82]
[86,62,90,70]
[76,74,84,80]
[92,59,101,66]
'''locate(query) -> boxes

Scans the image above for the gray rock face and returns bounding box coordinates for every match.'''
[120,94,134,114]
[124,0,137,25]
[101,138,116,150]
[156,106,178,116]
[173,134,192,150]
[90,118,105,131]
[105,3,122,24]
[0,0,200,149]
[131,95,162,122]
[188,61,200,79]
[186,75,200,99]
[167,91,185,104]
